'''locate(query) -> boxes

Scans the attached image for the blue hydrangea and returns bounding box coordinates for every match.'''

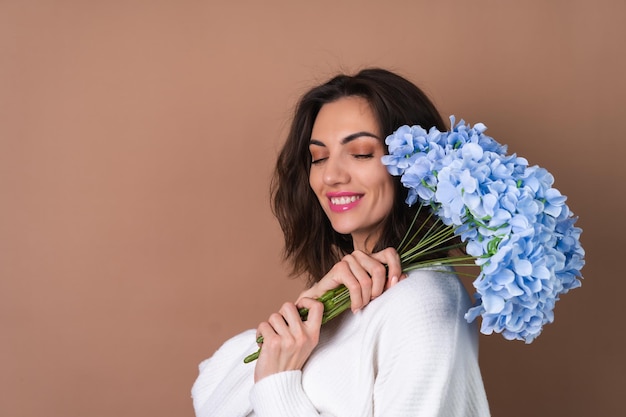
[382,116,585,343]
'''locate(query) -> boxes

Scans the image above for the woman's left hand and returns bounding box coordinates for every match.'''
[253,297,324,382]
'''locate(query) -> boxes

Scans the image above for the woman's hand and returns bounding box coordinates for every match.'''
[254,297,324,382]
[297,247,405,313]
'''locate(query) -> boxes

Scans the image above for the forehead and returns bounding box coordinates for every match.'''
[311,96,380,138]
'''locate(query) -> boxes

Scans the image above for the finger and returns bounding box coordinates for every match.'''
[340,254,372,311]
[296,297,324,333]
[385,272,408,290]
[350,250,388,299]
[267,312,290,336]
[384,274,399,290]
[370,247,403,288]
[278,302,305,330]
[256,321,275,347]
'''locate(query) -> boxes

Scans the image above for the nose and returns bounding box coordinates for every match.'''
[323,157,350,185]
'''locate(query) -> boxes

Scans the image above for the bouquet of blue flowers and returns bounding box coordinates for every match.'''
[244,117,584,363]
[382,117,584,343]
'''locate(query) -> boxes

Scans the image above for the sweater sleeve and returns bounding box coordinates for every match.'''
[250,370,336,417]
[191,329,258,417]
[370,269,490,417]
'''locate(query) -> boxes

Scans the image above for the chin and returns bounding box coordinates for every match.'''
[328,221,357,236]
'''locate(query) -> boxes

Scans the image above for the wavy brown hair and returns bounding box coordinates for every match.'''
[272,68,451,286]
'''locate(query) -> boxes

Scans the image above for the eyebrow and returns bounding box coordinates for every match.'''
[309,131,381,147]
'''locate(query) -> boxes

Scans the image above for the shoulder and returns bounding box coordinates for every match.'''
[371,267,472,319]
[360,267,480,363]
[357,266,477,350]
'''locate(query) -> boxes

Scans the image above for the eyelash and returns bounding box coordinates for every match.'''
[310,154,373,165]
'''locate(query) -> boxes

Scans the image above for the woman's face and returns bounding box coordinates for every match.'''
[309,96,395,252]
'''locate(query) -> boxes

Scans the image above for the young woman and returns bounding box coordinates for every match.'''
[192,68,490,416]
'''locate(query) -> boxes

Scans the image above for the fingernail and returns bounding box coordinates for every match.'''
[391,275,398,285]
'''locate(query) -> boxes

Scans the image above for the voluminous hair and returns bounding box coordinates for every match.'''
[271,68,450,286]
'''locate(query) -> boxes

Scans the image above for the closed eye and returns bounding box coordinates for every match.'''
[311,157,328,165]
[353,153,374,159]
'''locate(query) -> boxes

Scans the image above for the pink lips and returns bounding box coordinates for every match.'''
[327,192,363,213]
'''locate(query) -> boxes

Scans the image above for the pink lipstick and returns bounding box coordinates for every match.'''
[327,192,363,213]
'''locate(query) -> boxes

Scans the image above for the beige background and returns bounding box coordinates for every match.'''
[1,1,624,416]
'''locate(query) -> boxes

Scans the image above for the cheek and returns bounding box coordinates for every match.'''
[382,182,395,209]
[371,168,395,195]
[377,175,396,212]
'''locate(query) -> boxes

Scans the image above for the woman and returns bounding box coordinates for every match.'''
[192,68,490,416]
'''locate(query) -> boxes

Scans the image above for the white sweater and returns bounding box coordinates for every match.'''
[191,268,490,416]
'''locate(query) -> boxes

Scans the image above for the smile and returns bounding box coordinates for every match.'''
[328,193,363,212]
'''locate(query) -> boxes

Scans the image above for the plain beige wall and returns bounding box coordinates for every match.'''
[1,1,624,416]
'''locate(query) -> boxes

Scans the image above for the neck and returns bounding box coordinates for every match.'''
[352,233,377,253]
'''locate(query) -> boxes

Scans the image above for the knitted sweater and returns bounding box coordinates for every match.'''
[191,268,490,416]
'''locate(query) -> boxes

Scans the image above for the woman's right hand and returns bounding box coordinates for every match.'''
[296,247,405,312]
[254,297,324,382]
